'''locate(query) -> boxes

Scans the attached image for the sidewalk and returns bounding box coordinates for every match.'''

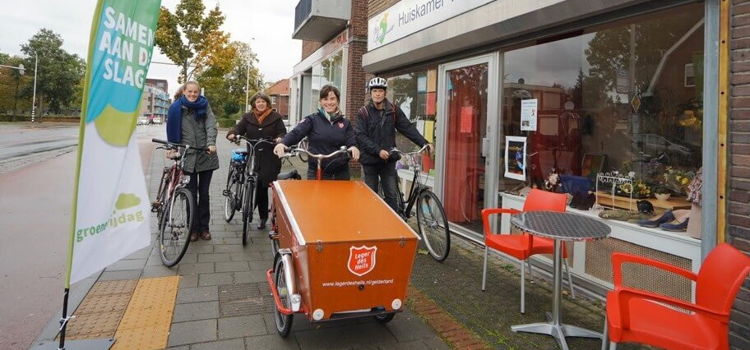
[35,134,646,349]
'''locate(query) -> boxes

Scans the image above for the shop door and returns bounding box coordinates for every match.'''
[435,54,500,236]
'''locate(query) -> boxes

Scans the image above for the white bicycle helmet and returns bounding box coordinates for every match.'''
[368,77,388,90]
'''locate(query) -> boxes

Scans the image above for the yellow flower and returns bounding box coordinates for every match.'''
[681,178,690,185]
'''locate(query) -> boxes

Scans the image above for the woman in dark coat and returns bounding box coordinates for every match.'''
[226,92,287,229]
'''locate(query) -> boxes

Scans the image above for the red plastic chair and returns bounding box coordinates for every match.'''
[602,243,750,350]
[481,188,574,313]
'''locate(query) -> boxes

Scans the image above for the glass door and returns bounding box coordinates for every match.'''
[435,54,500,236]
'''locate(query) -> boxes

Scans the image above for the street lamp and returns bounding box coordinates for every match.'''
[31,52,38,123]
[245,38,255,112]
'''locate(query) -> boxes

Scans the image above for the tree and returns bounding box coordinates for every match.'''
[155,0,236,83]
[198,41,263,118]
[0,53,32,119]
[20,29,85,115]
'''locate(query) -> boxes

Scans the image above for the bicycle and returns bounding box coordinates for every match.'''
[389,145,450,262]
[223,136,276,246]
[151,138,206,267]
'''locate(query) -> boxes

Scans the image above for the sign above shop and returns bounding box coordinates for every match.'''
[368,0,494,51]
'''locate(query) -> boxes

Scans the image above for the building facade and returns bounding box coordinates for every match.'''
[288,0,369,126]
[365,0,747,346]
[140,84,169,123]
[265,79,291,119]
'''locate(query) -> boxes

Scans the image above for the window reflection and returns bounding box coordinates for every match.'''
[501,3,704,196]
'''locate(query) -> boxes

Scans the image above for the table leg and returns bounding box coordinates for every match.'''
[511,240,602,350]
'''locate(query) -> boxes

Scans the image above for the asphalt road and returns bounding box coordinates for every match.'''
[0,123,164,350]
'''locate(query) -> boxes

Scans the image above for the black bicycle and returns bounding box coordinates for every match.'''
[390,145,450,262]
[151,138,206,267]
[223,136,276,246]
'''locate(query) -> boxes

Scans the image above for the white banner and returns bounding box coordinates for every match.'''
[70,124,151,284]
[67,0,160,285]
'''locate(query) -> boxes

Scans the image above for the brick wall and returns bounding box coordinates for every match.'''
[302,40,323,60]
[369,0,400,17]
[730,1,750,349]
[344,0,369,119]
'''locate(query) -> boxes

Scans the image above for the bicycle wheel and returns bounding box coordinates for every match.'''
[297,139,308,162]
[242,177,256,246]
[416,190,450,262]
[223,167,239,222]
[159,188,195,267]
[273,256,294,337]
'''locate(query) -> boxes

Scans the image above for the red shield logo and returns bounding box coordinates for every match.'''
[347,245,377,276]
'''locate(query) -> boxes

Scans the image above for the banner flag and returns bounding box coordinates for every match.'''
[66,0,161,286]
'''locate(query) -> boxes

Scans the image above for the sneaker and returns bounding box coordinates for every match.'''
[200,231,212,240]
[190,232,200,242]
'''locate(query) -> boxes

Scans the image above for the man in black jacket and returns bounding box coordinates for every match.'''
[355,77,430,212]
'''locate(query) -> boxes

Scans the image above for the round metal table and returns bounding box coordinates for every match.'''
[510,211,611,350]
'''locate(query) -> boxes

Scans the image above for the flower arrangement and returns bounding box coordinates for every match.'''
[663,167,695,195]
[616,180,652,199]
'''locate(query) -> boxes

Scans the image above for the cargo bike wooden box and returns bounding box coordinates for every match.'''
[266,180,419,336]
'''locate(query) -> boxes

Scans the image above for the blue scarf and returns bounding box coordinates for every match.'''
[166,95,209,143]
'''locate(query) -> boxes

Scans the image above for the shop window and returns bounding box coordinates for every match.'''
[386,67,438,176]
[311,50,344,112]
[501,3,704,236]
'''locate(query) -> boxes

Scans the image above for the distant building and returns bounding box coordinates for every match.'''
[265,79,290,119]
[146,79,169,96]
[140,85,169,123]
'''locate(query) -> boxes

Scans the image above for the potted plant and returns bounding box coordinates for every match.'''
[653,185,671,201]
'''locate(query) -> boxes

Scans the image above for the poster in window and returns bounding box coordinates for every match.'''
[520,99,538,131]
[426,92,437,115]
[504,136,527,181]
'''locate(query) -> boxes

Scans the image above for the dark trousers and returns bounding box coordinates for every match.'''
[255,177,272,220]
[186,170,213,233]
[306,166,350,180]
[363,162,400,212]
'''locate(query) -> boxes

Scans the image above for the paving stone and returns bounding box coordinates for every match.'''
[176,286,218,304]
[125,247,151,260]
[167,319,217,347]
[187,244,214,254]
[172,301,219,322]
[190,338,245,350]
[199,272,234,286]
[294,323,397,349]
[105,259,147,271]
[383,311,437,343]
[244,334,301,350]
[215,261,249,273]
[141,264,178,278]
[199,253,231,263]
[178,253,198,264]
[218,315,267,339]
[178,262,214,275]
[233,271,267,284]
[213,245,244,253]
[179,274,198,289]
[98,270,141,281]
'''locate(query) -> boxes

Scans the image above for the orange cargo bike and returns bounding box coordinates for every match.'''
[265,149,420,337]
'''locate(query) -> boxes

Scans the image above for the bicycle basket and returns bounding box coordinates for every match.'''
[231,148,247,163]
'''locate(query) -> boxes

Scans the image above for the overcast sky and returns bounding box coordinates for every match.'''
[0,0,302,97]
